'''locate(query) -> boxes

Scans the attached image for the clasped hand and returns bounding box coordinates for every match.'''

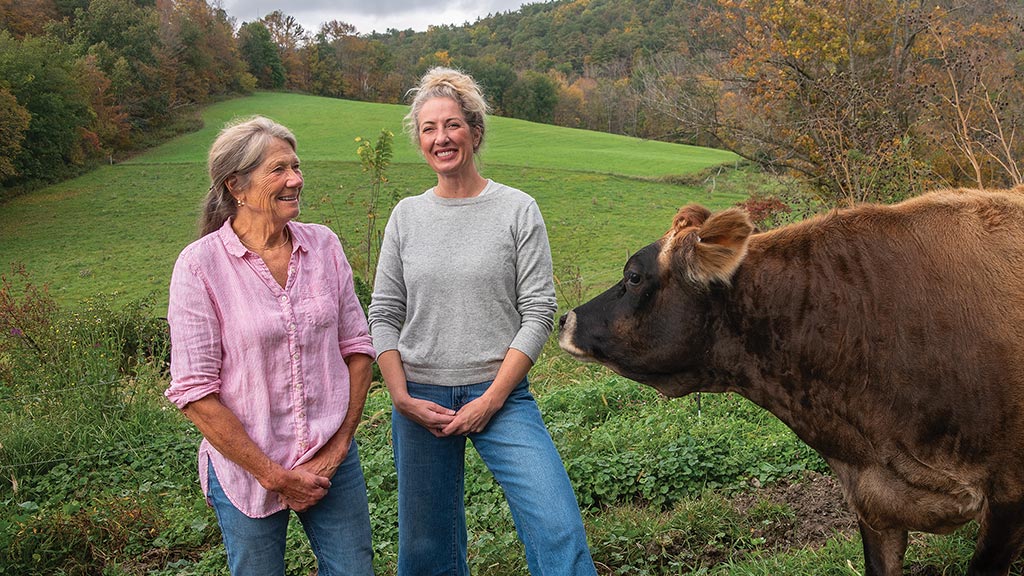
[400,396,499,438]
[269,467,333,512]
[271,446,347,512]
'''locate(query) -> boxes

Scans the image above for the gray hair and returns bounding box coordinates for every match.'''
[404,67,490,153]
[198,116,297,237]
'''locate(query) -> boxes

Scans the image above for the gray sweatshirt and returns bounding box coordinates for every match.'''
[368,180,558,386]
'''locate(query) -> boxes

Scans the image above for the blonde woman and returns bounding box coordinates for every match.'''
[369,68,596,575]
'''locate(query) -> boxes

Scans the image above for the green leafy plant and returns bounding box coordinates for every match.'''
[355,129,395,283]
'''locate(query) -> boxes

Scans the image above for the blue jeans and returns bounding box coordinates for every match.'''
[392,379,596,576]
[207,440,374,576]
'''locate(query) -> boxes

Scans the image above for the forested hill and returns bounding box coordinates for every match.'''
[2,0,1022,202]
[370,0,715,77]
[362,0,718,133]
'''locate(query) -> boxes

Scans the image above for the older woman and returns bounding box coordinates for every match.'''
[166,116,375,575]
[369,68,597,575]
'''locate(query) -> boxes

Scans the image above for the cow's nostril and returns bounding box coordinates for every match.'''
[558,313,567,329]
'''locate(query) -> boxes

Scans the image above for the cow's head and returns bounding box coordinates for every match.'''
[558,204,754,393]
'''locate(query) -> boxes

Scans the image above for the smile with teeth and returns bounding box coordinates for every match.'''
[436,150,456,159]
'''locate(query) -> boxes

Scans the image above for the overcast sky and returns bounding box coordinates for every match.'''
[219,0,546,35]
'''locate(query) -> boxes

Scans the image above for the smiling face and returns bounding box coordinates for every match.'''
[417,96,481,179]
[232,137,303,227]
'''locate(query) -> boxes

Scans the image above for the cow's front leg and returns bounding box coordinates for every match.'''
[859,520,908,576]
[967,501,1024,576]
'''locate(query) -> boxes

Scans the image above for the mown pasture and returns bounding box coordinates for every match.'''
[0,92,995,575]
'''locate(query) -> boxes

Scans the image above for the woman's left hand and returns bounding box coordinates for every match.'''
[441,394,502,436]
[274,468,333,512]
[293,448,345,484]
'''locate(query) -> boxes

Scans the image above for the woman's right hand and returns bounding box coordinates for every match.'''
[379,350,457,437]
[394,395,457,437]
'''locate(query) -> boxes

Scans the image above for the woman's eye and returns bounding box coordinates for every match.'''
[625,271,642,286]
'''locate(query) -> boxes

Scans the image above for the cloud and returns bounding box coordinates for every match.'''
[220,0,539,34]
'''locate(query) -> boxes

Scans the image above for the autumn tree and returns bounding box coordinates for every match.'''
[238,20,285,89]
[335,34,379,100]
[552,72,586,128]
[0,31,92,184]
[76,53,130,152]
[307,20,354,98]
[0,86,31,181]
[305,20,399,102]
[504,71,558,124]
[914,2,1024,187]
[74,0,167,127]
[156,0,252,107]
[262,10,309,90]
[717,0,928,204]
[0,0,59,38]
[0,0,251,193]
[638,0,1022,204]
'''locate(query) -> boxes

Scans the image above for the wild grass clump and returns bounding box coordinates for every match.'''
[0,266,203,575]
[0,264,172,476]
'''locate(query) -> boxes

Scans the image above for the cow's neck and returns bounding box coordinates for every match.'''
[695,248,870,462]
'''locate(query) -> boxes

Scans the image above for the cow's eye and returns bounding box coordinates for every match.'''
[624,271,642,286]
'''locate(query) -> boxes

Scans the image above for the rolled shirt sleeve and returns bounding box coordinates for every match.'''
[166,252,223,409]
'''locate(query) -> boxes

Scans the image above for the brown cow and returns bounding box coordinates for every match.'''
[558,187,1024,576]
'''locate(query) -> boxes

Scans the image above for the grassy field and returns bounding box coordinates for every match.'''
[1,92,1004,575]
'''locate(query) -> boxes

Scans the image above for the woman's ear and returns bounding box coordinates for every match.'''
[225,175,246,207]
[472,126,483,152]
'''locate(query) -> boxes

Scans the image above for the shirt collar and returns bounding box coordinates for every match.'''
[218,218,306,257]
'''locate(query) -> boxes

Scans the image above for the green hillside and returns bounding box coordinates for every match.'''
[134,93,734,175]
[1,92,740,308]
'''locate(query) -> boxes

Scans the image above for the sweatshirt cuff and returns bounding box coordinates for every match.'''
[370,333,400,360]
[509,326,550,363]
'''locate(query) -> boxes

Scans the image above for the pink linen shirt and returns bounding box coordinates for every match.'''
[165,219,375,518]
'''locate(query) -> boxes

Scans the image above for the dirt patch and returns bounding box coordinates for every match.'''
[732,470,858,550]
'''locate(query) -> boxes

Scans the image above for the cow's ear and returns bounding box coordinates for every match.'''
[672,204,711,232]
[691,208,754,284]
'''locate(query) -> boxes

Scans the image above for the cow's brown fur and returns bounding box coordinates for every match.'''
[559,186,1024,576]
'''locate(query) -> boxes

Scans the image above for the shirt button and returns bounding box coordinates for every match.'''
[292,352,300,360]
[280,295,288,302]
[287,323,296,332]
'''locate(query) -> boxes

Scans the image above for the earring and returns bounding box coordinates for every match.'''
[236,199,245,207]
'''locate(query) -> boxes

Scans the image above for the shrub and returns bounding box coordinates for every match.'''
[736,194,791,231]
